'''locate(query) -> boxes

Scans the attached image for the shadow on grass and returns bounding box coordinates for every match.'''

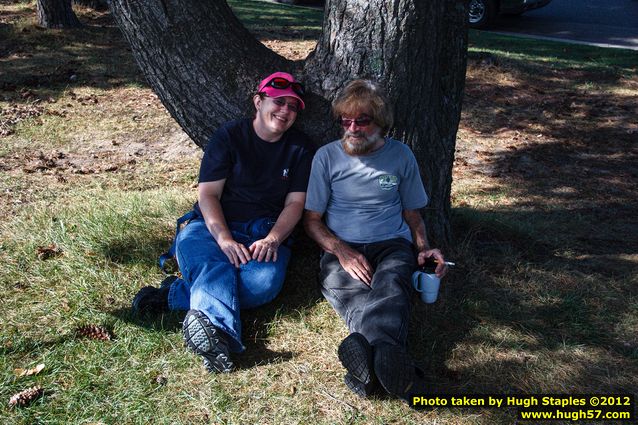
[409,206,638,394]
[0,10,144,97]
[228,0,323,41]
[109,306,299,369]
[237,233,324,369]
[0,3,322,100]
[107,233,323,370]
[464,63,636,145]
[99,234,170,267]
[461,51,637,217]
[414,50,637,394]
[0,334,75,358]
[468,30,638,74]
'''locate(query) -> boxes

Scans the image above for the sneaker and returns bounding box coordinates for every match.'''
[338,333,374,385]
[131,276,177,315]
[159,275,178,288]
[344,372,379,398]
[131,287,169,314]
[182,309,234,373]
[373,343,425,401]
[338,333,378,397]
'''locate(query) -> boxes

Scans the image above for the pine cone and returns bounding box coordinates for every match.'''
[8,386,43,408]
[76,324,114,341]
[36,244,63,260]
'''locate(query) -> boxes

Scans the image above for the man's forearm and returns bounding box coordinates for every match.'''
[304,210,374,284]
[303,212,345,255]
[403,209,430,251]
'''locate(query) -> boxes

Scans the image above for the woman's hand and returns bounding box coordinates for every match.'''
[249,236,280,262]
[218,236,252,268]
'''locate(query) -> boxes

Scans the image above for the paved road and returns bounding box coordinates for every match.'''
[489,0,638,50]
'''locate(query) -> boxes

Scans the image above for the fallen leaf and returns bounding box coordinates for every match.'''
[14,363,45,377]
[61,299,70,312]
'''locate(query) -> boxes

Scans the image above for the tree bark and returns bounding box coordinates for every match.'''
[109,0,467,246]
[36,0,82,29]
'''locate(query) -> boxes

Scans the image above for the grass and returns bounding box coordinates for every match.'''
[468,31,638,75]
[228,0,323,38]
[2,1,638,424]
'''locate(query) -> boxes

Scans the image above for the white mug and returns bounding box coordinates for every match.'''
[411,271,441,304]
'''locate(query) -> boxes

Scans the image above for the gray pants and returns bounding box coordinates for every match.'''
[319,238,416,347]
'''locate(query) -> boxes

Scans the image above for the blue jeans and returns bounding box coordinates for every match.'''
[168,217,291,353]
[319,238,416,347]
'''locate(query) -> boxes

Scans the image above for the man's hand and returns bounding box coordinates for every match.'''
[249,236,280,262]
[218,236,251,268]
[335,242,373,285]
[418,248,448,278]
[304,210,373,285]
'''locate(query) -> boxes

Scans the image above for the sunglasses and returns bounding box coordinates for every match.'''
[340,115,373,128]
[263,77,305,97]
[262,95,300,113]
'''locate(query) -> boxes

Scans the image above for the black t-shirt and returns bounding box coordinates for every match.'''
[194,118,314,223]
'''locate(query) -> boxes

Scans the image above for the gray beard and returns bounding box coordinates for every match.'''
[341,129,383,155]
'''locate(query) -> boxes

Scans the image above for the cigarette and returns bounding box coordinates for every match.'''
[435,260,455,266]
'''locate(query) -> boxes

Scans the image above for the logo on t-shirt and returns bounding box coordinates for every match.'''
[281,168,290,180]
[378,174,398,190]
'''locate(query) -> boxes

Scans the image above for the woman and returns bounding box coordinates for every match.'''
[132,72,313,373]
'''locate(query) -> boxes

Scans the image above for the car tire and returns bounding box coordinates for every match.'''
[468,0,496,29]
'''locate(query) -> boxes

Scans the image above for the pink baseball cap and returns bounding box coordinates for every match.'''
[257,71,306,110]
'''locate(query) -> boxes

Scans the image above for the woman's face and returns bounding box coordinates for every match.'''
[253,95,299,141]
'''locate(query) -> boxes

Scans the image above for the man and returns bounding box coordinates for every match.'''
[303,79,447,400]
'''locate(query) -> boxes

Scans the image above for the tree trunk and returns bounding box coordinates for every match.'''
[37,0,82,29]
[109,0,468,246]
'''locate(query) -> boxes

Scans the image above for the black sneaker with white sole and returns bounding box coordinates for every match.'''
[183,309,234,373]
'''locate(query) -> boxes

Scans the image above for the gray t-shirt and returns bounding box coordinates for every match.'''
[305,138,428,244]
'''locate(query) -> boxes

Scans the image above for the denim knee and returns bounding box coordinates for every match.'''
[239,246,290,309]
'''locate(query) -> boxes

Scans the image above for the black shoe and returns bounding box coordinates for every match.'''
[338,333,378,397]
[131,276,177,315]
[183,309,234,373]
[373,343,424,401]
[338,333,374,385]
[344,372,379,398]
[159,275,178,288]
[131,285,170,314]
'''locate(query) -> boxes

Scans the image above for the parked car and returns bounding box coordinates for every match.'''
[469,0,553,29]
